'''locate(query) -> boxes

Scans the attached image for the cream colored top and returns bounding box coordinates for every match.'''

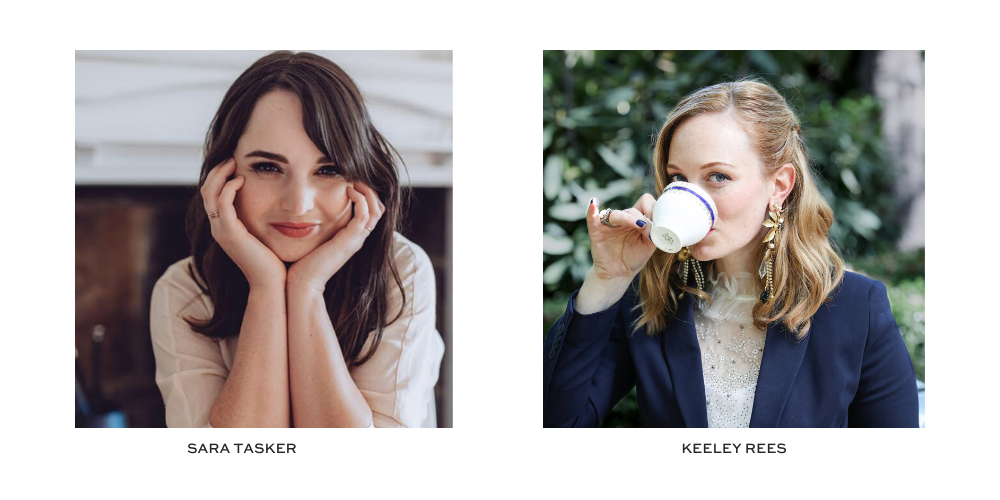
[694,264,766,428]
[149,232,444,428]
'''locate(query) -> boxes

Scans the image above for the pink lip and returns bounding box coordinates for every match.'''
[272,221,319,228]
[271,223,318,238]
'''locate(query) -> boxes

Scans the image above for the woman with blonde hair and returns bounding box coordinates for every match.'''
[543,79,917,427]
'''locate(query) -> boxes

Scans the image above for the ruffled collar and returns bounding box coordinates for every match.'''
[706,263,761,301]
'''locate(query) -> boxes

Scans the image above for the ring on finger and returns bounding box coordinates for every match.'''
[207,210,221,219]
[599,208,616,228]
[363,225,374,233]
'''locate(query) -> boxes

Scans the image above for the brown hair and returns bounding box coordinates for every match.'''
[184,51,406,366]
[637,78,844,339]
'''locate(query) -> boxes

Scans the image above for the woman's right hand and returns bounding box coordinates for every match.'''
[201,158,286,289]
[586,194,657,282]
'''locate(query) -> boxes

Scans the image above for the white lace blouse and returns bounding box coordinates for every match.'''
[694,265,767,428]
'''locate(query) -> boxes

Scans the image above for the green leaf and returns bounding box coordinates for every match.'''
[596,143,636,178]
[543,257,571,284]
[543,233,573,255]
[749,50,780,74]
[689,50,716,67]
[544,155,564,200]
[568,106,596,121]
[841,200,882,239]
[604,87,634,109]
[851,208,882,239]
[549,203,588,221]
[840,168,861,194]
[619,140,636,164]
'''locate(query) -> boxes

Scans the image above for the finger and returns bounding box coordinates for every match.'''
[605,208,646,230]
[594,203,638,233]
[588,198,646,229]
[635,193,656,219]
[354,182,383,222]
[587,197,600,230]
[347,186,369,224]
[216,176,245,228]
[203,158,236,202]
[623,207,654,242]
[623,207,651,224]
[202,158,237,212]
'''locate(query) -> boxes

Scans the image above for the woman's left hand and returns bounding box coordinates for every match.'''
[287,182,385,292]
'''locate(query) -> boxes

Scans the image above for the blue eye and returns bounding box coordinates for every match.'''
[708,173,731,182]
[667,172,732,186]
[250,162,340,177]
[669,173,687,183]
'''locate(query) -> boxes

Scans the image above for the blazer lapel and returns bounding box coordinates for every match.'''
[748,321,811,427]
[659,291,812,428]
[662,295,708,428]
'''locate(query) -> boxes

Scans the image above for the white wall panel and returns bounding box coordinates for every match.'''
[76,50,452,186]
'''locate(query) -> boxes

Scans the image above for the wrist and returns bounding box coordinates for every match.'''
[248,278,287,293]
[576,268,632,315]
[285,274,327,295]
[585,269,632,293]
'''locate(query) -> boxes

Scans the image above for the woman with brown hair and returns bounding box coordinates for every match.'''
[150,51,444,427]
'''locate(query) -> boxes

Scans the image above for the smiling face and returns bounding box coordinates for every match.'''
[232,90,353,263]
[665,112,774,270]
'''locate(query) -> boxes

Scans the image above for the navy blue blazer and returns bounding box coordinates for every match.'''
[543,271,918,427]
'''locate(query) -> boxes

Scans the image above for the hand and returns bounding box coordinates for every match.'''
[287,182,385,292]
[586,194,657,283]
[201,158,286,289]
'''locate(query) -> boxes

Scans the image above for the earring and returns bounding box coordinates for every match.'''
[759,204,784,303]
[676,246,704,299]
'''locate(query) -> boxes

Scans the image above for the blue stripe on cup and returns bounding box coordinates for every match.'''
[666,185,715,226]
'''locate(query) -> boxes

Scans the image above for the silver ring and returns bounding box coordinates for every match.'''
[207,210,220,219]
[599,208,616,228]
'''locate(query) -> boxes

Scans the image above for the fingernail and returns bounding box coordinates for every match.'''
[590,198,594,205]
[636,220,646,228]
[649,233,653,241]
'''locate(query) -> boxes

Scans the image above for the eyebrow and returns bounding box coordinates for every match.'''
[666,161,736,171]
[245,150,333,164]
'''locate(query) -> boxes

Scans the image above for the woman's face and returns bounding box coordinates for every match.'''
[665,112,773,266]
[232,90,353,263]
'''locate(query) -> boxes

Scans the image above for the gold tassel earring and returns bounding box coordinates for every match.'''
[759,204,784,303]
[677,246,704,300]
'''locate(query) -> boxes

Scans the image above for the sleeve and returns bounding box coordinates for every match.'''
[847,280,919,428]
[542,284,637,428]
[349,241,444,428]
[149,266,228,428]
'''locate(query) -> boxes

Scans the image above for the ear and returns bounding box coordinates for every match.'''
[770,163,796,208]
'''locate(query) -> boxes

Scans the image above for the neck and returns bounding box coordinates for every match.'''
[712,251,760,276]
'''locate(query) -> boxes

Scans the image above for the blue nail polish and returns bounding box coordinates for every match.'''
[636,220,646,228]
[590,198,594,205]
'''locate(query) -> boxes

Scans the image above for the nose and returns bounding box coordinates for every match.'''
[280,177,316,216]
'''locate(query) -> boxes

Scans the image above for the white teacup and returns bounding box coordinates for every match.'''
[650,181,718,253]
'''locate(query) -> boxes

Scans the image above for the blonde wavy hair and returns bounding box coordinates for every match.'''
[637,79,844,339]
